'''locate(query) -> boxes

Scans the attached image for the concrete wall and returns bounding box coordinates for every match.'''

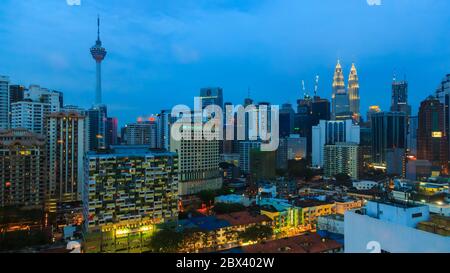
[344,211,450,253]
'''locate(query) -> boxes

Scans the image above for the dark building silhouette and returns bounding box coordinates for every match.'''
[390,79,411,116]
[417,96,448,174]
[371,111,407,165]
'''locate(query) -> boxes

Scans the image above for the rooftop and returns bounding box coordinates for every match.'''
[292,199,334,208]
[87,145,176,157]
[178,216,230,232]
[241,233,342,253]
[216,211,271,226]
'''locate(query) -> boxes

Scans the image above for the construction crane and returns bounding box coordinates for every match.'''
[314,75,320,98]
[302,80,311,99]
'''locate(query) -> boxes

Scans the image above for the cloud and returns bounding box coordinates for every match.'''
[367,0,382,6]
[171,45,200,64]
[66,0,81,6]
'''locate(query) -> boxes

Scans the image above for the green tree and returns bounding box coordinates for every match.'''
[239,225,273,243]
[287,159,314,181]
[149,229,183,253]
[335,173,351,186]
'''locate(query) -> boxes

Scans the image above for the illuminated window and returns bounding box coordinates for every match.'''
[432,132,442,138]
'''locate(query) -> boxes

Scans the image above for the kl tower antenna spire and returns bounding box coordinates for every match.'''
[90,15,107,106]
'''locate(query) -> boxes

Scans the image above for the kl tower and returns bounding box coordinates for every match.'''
[90,16,107,106]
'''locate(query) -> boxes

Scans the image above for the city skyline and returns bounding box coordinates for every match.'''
[0,0,449,125]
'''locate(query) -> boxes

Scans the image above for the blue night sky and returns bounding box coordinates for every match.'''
[0,0,449,126]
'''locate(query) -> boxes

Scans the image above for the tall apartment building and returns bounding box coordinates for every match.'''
[312,119,360,168]
[170,124,222,199]
[0,76,10,129]
[26,84,63,112]
[8,84,26,125]
[47,112,86,203]
[124,121,157,147]
[324,142,362,180]
[83,146,179,253]
[11,100,51,135]
[10,84,63,135]
[0,128,46,207]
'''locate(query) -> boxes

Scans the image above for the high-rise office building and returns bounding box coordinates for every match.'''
[331,60,347,120]
[435,74,450,161]
[366,105,381,127]
[277,135,307,169]
[157,110,172,150]
[239,141,261,174]
[0,128,46,207]
[360,126,372,167]
[407,116,418,156]
[311,96,331,125]
[295,96,313,156]
[324,142,361,180]
[83,146,179,253]
[86,105,107,151]
[250,149,277,181]
[106,117,118,146]
[417,97,448,174]
[0,76,10,129]
[199,87,223,110]
[312,119,360,168]
[390,79,411,116]
[334,93,352,121]
[280,103,295,138]
[348,63,360,123]
[170,124,222,199]
[371,112,407,166]
[47,112,86,203]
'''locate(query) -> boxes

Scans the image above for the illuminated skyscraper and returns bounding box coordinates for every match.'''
[348,63,360,123]
[47,112,86,203]
[90,16,107,106]
[331,60,347,120]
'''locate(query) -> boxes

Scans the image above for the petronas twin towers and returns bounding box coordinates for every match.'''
[331,60,360,122]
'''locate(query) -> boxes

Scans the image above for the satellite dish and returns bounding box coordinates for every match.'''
[67,241,81,253]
